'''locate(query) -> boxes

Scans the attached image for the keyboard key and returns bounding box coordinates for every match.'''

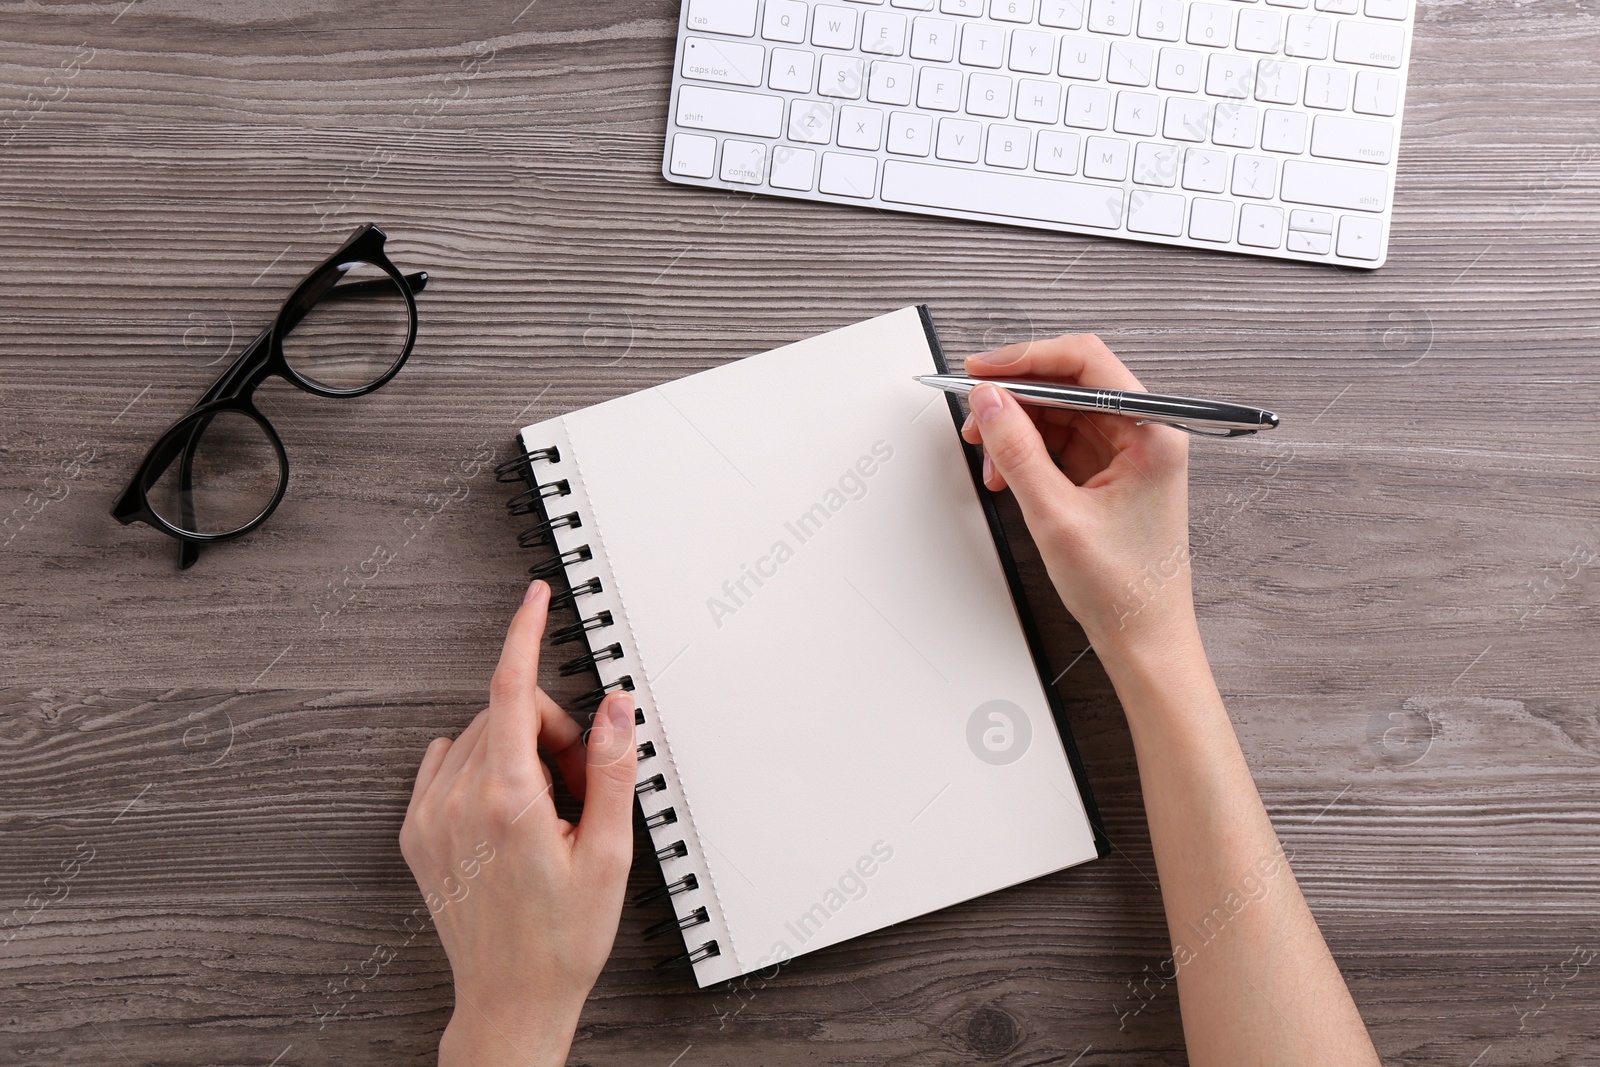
[721,138,766,183]
[1236,10,1282,53]
[892,0,939,7]
[669,132,717,178]
[812,6,861,49]
[1284,14,1330,58]
[683,37,766,87]
[819,152,878,197]
[868,60,914,104]
[1114,90,1160,135]
[1289,209,1333,232]
[1287,229,1331,253]
[1035,130,1083,173]
[1137,0,1184,42]
[1254,58,1301,104]
[1304,65,1350,109]
[1088,0,1139,35]
[1039,0,1088,29]
[1189,196,1233,241]
[1334,21,1403,68]
[918,66,964,110]
[1089,0,1135,34]
[1310,113,1393,163]
[1238,202,1284,246]
[1364,0,1408,18]
[1127,189,1185,234]
[1181,146,1227,192]
[1211,103,1257,146]
[1281,158,1388,210]
[1108,40,1155,84]
[993,0,1037,21]
[1336,213,1383,258]
[910,17,957,61]
[1261,108,1307,152]
[863,11,909,54]
[763,0,808,43]
[770,48,817,92]
[1133,141,1179,185]
[1156,47,1203,92]
[986,124,1032,167]
[936,116,983,161]
[1314,0,1358,11]
[1009,29,1057,73]
[819,54,867,97]
[880,159,1125,228]
[967,72,1014,116]
[769,144,817,189]
[789,99,836,142]
[1015,78,1064,122]
[839,105,886,149]
[1265,0,1309,9]
[677,85,785,137]
[1186,4,1232,47]
[1231,153,1276,197]
[1065,84,1112,128]
[1083,135,1130,180]
[960,23,1007,66]
[1059,36,1107,79]
[687,0,758,37]
[941,0,985,13]
[1206,53,1253,97]
[887,109,935,154]
[1164,97,1210,141]
[1353,70,1399,115]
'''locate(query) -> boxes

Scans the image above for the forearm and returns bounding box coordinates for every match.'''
[439,1001,579,1067]
[1099,627,1380,1067]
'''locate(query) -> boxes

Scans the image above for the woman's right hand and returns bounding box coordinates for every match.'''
[960,334,1198,663]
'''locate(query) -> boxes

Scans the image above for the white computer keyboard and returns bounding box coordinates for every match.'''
[661,0,1413,268]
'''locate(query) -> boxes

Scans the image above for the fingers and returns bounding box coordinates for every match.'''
[964,333,1145,393]
[485,580,551,774]
[536,687,591,803]
[967,383,1080,519]
[574,692,638,880]
[428,705,492,796]
[408,736,453,814]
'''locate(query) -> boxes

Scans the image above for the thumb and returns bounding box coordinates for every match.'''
[575,691,638,877]
[968,383,1077,520]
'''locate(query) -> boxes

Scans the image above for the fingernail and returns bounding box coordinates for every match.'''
[961,413,975,435]
[590,693,634,761]
[982,453,995,485]
[605,693,635,735]
[968,347,1023,367]
[969,383,1005,426]
[525,579,548,604]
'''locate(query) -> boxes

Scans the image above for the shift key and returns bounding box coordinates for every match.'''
[1281,159,1389,212]
[676,85,784,138]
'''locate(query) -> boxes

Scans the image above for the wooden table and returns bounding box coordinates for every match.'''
[2,3,1597,1064]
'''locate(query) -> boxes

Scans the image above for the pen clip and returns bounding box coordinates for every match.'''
[1135,419,1260,439]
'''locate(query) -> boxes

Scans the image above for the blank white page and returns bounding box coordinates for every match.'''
[522,307,1098,986]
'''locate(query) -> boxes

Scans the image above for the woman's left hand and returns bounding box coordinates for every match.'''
[400,579,639,1067]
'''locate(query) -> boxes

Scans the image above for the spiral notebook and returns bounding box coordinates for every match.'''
[500,306,1105,987]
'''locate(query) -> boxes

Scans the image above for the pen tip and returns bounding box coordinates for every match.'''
[1264,412,1280,428]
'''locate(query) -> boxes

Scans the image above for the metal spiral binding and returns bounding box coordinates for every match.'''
[550,610,612,645]
[634,873,697,906]
[643,905,708,942]
[505,436,717,980]
[518,511,581,549]
[559,642,624,676]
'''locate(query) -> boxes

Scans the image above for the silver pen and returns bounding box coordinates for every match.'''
[915,374,1280,439]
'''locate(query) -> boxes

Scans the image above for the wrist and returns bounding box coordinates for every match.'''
[440,995,583,1067]
[1092,618,1222,729]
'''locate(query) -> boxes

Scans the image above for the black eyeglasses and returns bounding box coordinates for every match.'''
[112,224,428,569]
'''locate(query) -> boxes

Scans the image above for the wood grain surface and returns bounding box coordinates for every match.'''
[2,1,1597,1064]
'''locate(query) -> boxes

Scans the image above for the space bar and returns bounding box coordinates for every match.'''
[880,161,1124,230]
